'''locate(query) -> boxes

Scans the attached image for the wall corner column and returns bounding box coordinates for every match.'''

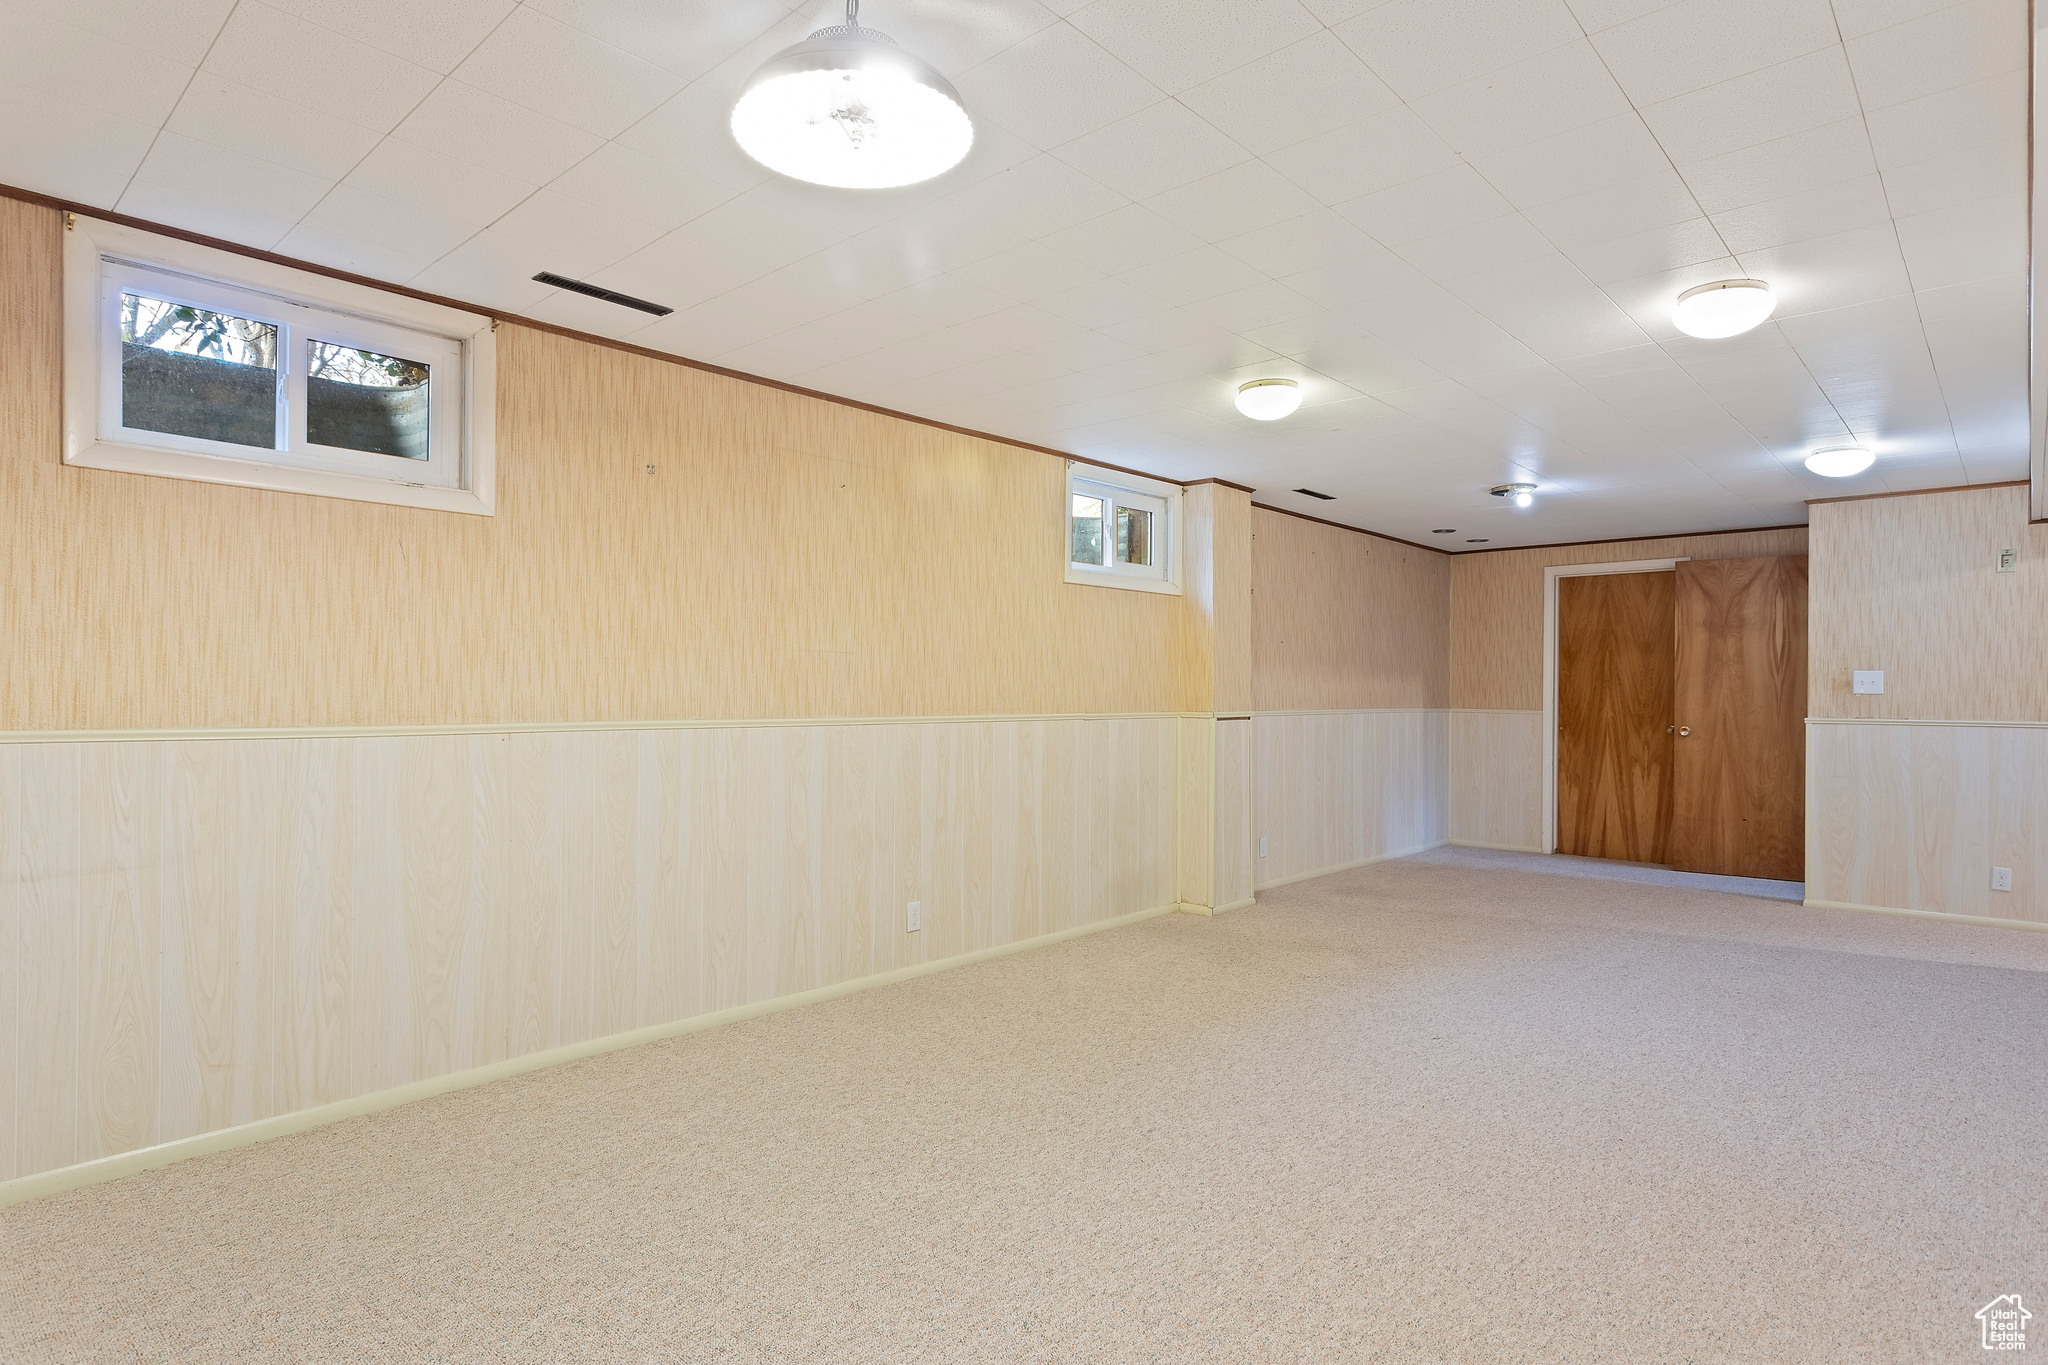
[1177,484,1255,913]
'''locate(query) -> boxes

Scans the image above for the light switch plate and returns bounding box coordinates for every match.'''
[1853,670,1884,694]
[1998,549,2017,573]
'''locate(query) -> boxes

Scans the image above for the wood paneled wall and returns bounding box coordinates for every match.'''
[1251,711,1447,887]
[1449,527,1809,711]
[0,717,1177,1183]
[1809,484,2048,721]
[1807,722,2048,926]
[0,199,1193,732]
[1448,711,1544,851]
[1250,510,1449,712]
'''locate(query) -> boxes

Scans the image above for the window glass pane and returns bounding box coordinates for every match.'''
[120,292,278,448]
[306,340,432,461]
[1116,505,1153,567]
[1071,493,1104,565]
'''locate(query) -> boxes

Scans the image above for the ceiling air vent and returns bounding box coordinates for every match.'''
[531,272,674,317]
[1292,487,1335,500]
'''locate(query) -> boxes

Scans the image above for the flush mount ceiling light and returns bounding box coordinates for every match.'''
[1491,482,1537,509]
[1672,279,1776,339]
[730,0,972,190]
[1236,378,1301,420]
[1804,445,1876,477]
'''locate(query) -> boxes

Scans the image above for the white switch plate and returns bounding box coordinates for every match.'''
[906,900,921,932]
[1258,837,1268,859]
[1853,670,1884,694]
[1992,867,2013,892]
[1998,548,2017,573]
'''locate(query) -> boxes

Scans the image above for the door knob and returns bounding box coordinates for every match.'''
[1678,726,1690,736]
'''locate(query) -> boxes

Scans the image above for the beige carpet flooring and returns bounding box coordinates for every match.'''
[4,846,2045,1363]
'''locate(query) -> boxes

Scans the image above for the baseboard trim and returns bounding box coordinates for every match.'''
[1176,896,1257,917]
[0,901,1182,1209]
[1802,897,2048,934]
[1447,839,1546,853]
[1253,841,1446,892]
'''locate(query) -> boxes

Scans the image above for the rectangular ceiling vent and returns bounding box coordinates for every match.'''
[1292,487,1335,500]
[531,272,674,317]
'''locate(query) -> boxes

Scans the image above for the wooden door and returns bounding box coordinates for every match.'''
[1556,571,1675,863]
[1670,556,1808,880]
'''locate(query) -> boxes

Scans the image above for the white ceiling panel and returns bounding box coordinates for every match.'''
[3,0,2024,549]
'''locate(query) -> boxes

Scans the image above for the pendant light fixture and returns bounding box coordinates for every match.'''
[1491,482,1536,509]
[1672,279,1776,339]
[730,0,973,190]
[1235,378,1302,420]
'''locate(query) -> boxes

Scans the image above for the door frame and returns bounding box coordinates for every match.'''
[1542,557,1690,854]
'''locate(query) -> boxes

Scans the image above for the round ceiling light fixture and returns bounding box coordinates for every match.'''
[1491,481,1537,509]
[1235,378,1302,421]
[730,0,973,190]
[1804,445,1875,477]
[1672,279,1776,339]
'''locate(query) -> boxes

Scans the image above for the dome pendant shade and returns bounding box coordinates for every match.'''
[1805,446,1875,477]
[1235,378,1302,420]
[1672,279,1776,339]
[731,8,972,190]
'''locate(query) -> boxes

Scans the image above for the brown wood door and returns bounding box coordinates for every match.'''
[1556,571,1675,863]
[1670,555,1808,880]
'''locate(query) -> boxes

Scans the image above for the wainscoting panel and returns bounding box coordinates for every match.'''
[1449,710,1545,852]
[1807,721,2048,927]
[1251,711,1447,889]
[0,717,1179,1185]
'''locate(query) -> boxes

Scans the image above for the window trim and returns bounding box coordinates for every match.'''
[63,215,496,516]
[1064,463,1183,596]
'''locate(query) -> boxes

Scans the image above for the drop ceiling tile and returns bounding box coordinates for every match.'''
[1177,31,1399,155]
[1674,117,1875,215]
[1393,213,1556,281]
[1264,105,1462,206]
[407,244,562,312]
[1564,0,1681,33]
[202,3,441,133]
[673,191,851,271]
[1913,272,2025,324]
[517,286,670,341]
[713,304,921,380]
[1336,165,1514,246]
[1637,47,1860,165]
[128,130,333,224]
[1236,309,1373,357]
[1846,0,2024,113]
[392,81,605,184]
[343,139,537,228]
[873,273,1020,327]
[113,182,300,251]
[1879,136,2024,219]
[0,87,153,206]
[1736,223,1915,317]
[1332,0,1584,101]
[1892,190,2026,292]
[952,240,1105,302]
[1523,171,1704,253]
[1182,281,1322,332]
[1066,0,1323,93]
[1468,114,1672,212]
[591,233,776,313]
[0,3,194,123]
[1442,253,1594,315]
[1215,209,1378,278]
[483,191,669,278]
[262,0,515,73]
[524,0,795,81]
[298,182,479,263]
[1117,246,1269,306]
[1281,247,1433,311]
[656,271,861,354]
[1050,100,1249,201]
[856,201,1031,274]
[1493,294,1653,357]
[1036,276,1176,328]
[1042,203,1205,274]
[449,6,685,138]
[1023,330,1149,375]
[163,74,383,184]
[544,143,738,231]
[610,81,777,193]
[1143,160,1323,240]
[952,21,1165,147]
[770,240,939,303]
[1708,173,1893,255]
[272,221,450,283]
[8,0,234,66]
[940,154,1129,238]
[1590,0,1838,106]
[1411,40,1632,160]
[1562,216,1729,285]
[1305,335,1451,397]
[1461,364,1607,420]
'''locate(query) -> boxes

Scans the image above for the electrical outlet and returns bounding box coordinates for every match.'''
[1852,670,1884,695]
[1998,548,2018,573]
[906,900,922,932]
[1258,837,1268,859]
[1992,867,2013,893]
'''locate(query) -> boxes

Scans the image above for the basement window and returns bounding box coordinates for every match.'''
[63,216,496,514]
[1065,464,1181,595]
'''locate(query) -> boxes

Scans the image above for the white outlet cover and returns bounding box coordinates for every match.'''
[1992,867,2013,892]
[907,900,922,931]
[1853,670,1884,694]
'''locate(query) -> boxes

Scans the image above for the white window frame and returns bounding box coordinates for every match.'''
[1064,463,1182,596]
[64,215,496,515]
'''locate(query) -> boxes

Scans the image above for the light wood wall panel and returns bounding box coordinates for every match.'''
[1214,719,1254,906]
[1251,511,1449,712]
[1808,722,2048,925]
[1251,711,1447,888]
[0,717,1178,1184]
[1809,484,2048,721]
[1449,528,1809,710]
[0,200,1193,731]
[1449,710,1546,852]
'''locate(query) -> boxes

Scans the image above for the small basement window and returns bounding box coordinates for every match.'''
[64,216,495,514]
[1066,464,1181,595]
